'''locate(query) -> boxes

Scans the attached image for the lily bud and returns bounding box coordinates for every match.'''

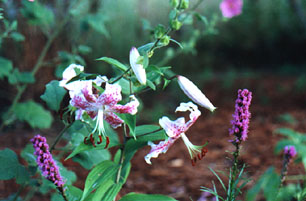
[129,47,146,85]
[177,75,216,112]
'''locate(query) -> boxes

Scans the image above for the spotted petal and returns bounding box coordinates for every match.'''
[176,102,201,129]
[145,138,176,164]
[159,116,185,138]
[97,83,122,106]
[104,111,124,129]
[111,95,139,115]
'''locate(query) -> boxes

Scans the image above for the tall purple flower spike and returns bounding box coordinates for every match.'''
[229,89,252,142]
[31,135,65,189]
[284,145,297,161]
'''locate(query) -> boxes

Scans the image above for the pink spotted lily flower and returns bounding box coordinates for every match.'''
[145,102,208,166]
[60,64,139,147]
[220,0,243,18]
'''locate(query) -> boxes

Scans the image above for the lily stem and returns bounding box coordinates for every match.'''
[109,67,131,84]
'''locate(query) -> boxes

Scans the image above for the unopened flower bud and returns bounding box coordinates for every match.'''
[180,0,189,9]
[177,75,216,112]
[170,0,179,8]
[160,35,170,46]
[170,19,182,30]
[129,47,146,85]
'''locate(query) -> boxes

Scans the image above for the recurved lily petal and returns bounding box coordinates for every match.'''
[177,75,216,112]
[129,47,146,85]
[111,95,139,115]
[104,111,124,129]
[175,102,201,123]
[159,116,185,138]
[59,64,84,90]
[145,138,176,165]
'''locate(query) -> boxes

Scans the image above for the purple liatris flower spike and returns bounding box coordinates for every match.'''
[229,89,252,142]
[280,145,297,186]
[31,135,65,189]
[284,145,297,160]
[220,0,243,18]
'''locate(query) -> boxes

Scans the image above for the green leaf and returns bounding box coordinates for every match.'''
[21,1,55,27]
[51,193,65,201]
[86,13,110,38]
[40,80,67,111]
[66,185,83,201]
[119,193,177,201]
[8,68,35,84]
[274,128,298,138]
[0,57,13,79]
[194,13,208,26]
[39,179,55,194]
[57,162,77,185]
[100,183,122,201]
[96,57,128,71]
[135,125,161,136]
[81,161,119,201]
[142,54,149,69]
[0,148,20,180]
[21,144,36,166]
[118,114,136,138]
[0,148,30,184]
[66,122,119,160]
[117,78,145,95]
[146,79,156,90]
[14,101,53,129]
[10,32,25,42]
[78,45,92,55]
[15,165,30,184]
[69,0,90,17]
[72,149,111,170]
[138,43,155,55]
[246,167,280,201]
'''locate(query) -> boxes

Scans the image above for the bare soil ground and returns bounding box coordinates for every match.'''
[1,75,305,201]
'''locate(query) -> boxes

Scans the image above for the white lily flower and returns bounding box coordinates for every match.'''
[177,75,216,112]
[129,47,146,85]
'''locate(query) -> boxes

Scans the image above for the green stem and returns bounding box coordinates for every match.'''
[228,142,240,201]
[24,187,37,201]
[109,67,131,84]
[286,174,306,180]
[148,27,172,54]
[0,16,69,131]
[12,184,26,201]
[58,187,69,201]
[50,124,71,153]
